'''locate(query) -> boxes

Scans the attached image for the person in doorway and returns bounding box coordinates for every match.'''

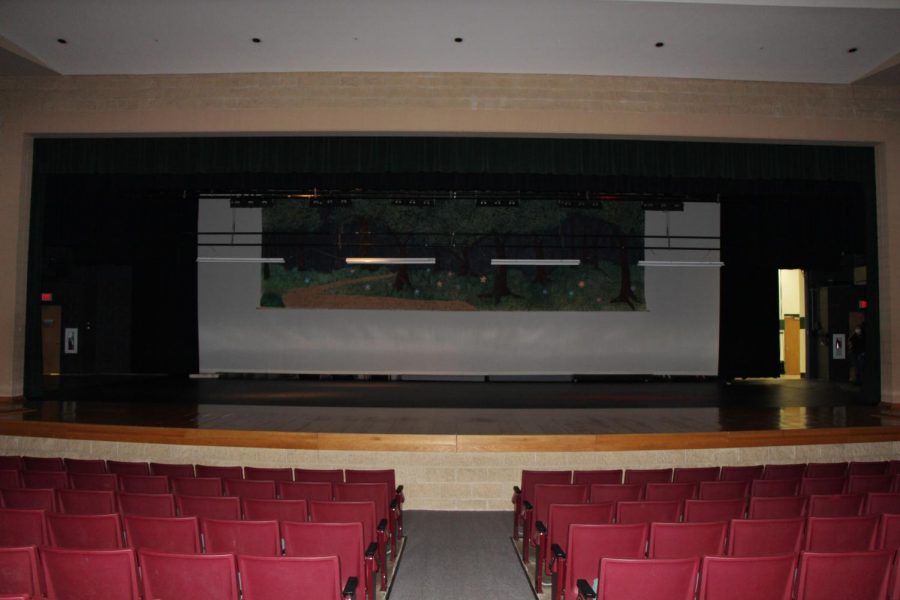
[849,323,865,385]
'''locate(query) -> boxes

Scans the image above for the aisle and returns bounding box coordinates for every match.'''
[389,511,534,600]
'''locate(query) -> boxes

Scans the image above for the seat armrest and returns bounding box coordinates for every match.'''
[377,518,388,532]
[576,579,597,600]
[513,486,522,495]
[365,542,378,558]
[396,485,404,494]
[522,500,533,511]
[342,576,359,600]
[390,498,399,510]
[535,520,547,534]
[551,543,566,560]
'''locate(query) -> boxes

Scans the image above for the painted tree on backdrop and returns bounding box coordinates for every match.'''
[261,199,322,273]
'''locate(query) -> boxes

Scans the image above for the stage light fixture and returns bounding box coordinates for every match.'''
[196,257,285,264]
[637,260,723,268]
[490,259,581,266]
[345,257,436,265]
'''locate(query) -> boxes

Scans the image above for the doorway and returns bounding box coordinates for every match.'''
[778,269,806,377]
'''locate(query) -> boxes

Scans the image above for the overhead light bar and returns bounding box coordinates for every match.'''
[490,259,581,266]
[196,257,285,264]
[638,260,724,268]
[345,257,436,265]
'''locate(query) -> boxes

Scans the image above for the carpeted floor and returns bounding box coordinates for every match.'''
[388,511,535,600]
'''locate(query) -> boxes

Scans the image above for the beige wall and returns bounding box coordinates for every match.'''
[1,433,897,510]
[1,72,899,400]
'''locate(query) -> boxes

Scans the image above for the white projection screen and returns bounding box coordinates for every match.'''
[197,201,720,376]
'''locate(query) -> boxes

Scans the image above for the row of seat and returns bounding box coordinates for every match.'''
[512,465,899,540]
[571,550,898,600]
[0,545,361,600]
[543,515,900,600]
[0,503,400,600]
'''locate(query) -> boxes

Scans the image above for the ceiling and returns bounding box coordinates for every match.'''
[1,0,899,84]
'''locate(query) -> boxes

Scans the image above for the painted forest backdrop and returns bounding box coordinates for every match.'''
[260,198,645,311]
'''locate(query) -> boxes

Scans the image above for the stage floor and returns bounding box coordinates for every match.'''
[0,375,893,437]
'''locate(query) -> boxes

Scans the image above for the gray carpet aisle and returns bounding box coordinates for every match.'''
[389,511,535,600]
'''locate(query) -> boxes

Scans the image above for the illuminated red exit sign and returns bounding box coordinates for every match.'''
[41,293,53,302]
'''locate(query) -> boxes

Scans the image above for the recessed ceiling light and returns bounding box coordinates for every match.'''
[847,47,858,53]
[251,37,261,44]
[56,38,67,44]
[655,42,664,48]
[454,37,463,43]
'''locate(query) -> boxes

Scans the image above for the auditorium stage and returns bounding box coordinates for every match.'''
[1,376,898,452]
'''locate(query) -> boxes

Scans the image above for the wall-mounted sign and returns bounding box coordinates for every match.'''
[64,328,78,354]
[832,333,846,360]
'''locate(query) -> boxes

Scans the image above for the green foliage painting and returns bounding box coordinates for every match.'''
[260,198,645,311]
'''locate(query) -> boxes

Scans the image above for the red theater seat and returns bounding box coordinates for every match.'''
[118,475,169,494]
[174,495,241,520]
[623,468,672,485]
[149,462,195,478]
[648,520,727,559]
[795,550,892,600]
[223,478,276,500]
[762,463,806,480]
[0,470,23,489]
[589,483,643,503]
[798,476,846,497]
[46,512,124,549]
[847,475,893,495]
[698,480,750,501]
[0,546,41,599]
[201,518,281,556]
[56,489,117,515]
[534,502,614,594]
[278,481,333,507]
[864,492,900,516]
[615,500,682,524]
[673,466,720,483]
[806,493,864,517]
[245,467,293,482]
[847,461,889,476]
[284,521,375,600]
[579,556,699,600]
[553,522,648,600]
[22,457,64,472]
[727,517,804,557]
[41,547,140,600]
[805,462,848,478]
[0,508,48,547]
[195,465,243,480]
[124,515,201,554]
[698,554,795,600]
[0,489,57,512]
[573,469,622,485]
[171,477,222,497]
[804,515,879,552]
[683,498,746,522]
[242,498,308,524]
[238,555,348,600]
[67,473,118,492]
[750,479,799,498]
[117,492,176,517]
[22,471,68,490]
[63,459,107,474]
[747,495,807,519]
[106,461,150,477]
[512,470,571,540]
[521,484,588,563]
[139,550,238,600]
[644,482,698,502]
[310,500,386,592]
[719,465,764,481]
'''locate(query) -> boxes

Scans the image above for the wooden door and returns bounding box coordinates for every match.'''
[784,316,800,375]
[41,305,62,375]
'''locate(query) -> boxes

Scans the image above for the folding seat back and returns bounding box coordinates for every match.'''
[698,554,795,600]
[22,471,68,490]
[806,493,864,517]
[526,484,588,546]
[57,489,117,515]
[334,483,391,531]
[22,457,64,472]
[805,462,848,478]
[648,521,727,558]
[106,461,150,477]
[283,521,370,600]
[877,513,900,550]
[589,483,642,504]
[804,515,879,552]
[747,495,806,519]
[727,517,804,556]
[683,498,745,523]
[0,508,47,547]
[67,473,118,492]
[293,468,344,486]
[124,515,201,554]
[615,500,682,524]
[558,523,648,600]
[278,481,332,506]
[573,469,622,485]
[345,469,395,490]
[309,500,378,548]
[175,495,241,520]
[0,457,23,471]
[513,470,571,538]
[223,478,276,500]
[673,466,720,484]
[595,556,699,600]
[195,465,242,480]
[117,492,175,517]
[41,547,140,600]
[149,462,195,478]
[750,479,799,498]
[238,555,342,600]
[798,476,846,497]
[47,512,124,549]
[0,470,22,489]
[63,459,107,474]
[864,492,900,516]
[245,467,293,482]
[531,502,614,594]
[719,465,764,481]
[846,474,893,495]
[118,475,169,494]
[0,546,41,598]
[698,480,750,501]
[0,488,57,512]
[762,463,806,480]
[172,477,222,497]
[847,461,888,476]
[890,460,900,476]
[795,550,892,600]
[201,518,280,556]
[242,498,308,523]
[623,468,673,485]
[644,482,698,502]
[139,549,238,600]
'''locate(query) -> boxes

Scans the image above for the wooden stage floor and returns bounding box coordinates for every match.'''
[1,376,899,453]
